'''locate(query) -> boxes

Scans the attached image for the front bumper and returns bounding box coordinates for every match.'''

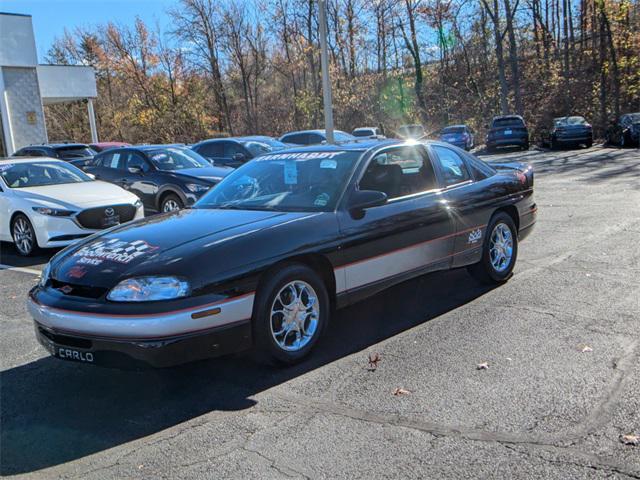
[487,137,528,148]
[34,319,251,369]
[31,206,144,248]
[28,290,255,368]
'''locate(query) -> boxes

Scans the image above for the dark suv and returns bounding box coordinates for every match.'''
[606,113,640,147]
[13,143,97,167]
[486,115,529,151]
[541,116,593,149]
[84,145,233,213]
[191,136,289,168]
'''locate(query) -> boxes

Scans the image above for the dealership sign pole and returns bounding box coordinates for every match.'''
[318,0,334,144]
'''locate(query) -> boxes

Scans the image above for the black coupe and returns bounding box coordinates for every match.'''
[84,145,233,213]
[29,140,536,368]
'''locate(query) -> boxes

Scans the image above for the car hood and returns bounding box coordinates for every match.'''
[166,166,233,183]
[12,181,138,209]
[50,208,313,287]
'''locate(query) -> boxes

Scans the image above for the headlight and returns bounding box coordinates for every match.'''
[186,183,210,193]
[134,199,143,208]
[32,207,75,216]
[107,276,190,302]
[39,262,52,287]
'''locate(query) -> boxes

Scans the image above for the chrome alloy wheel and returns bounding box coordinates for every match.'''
[13,217,35,255]
[270,280,320,352]
[489,223,513,273]
[162,199,181,212]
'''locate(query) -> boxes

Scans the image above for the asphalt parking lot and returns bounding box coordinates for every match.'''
[1,145,639,479]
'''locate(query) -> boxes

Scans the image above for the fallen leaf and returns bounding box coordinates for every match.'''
[476,362,489,370]
[581,345,593,353]
[620,434,639,446]
[505,357,513,362]
[367,352,381,371]
[393,388,410,396]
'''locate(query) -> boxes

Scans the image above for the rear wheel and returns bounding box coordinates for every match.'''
[253,264,329,365]
[161,193,183,213]
[12,214,38,256]
[468,212,518,284]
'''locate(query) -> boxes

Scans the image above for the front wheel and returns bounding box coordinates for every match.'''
[12,214,38,256]
[253,264,329,365]
[468,212,518,284]
[161,194,183,213]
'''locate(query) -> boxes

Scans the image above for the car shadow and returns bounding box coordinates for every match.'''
[0,242,59,269]
[0,268,495,475]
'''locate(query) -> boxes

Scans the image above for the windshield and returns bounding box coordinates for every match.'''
[626,113,640,122]
[148,147,210,170]
[352,129,374,137]
[55,146,97,158]
[0,161,93,188]
[554,116,586,126]
[242,140,287,157]
[195,151,361,212]
[442,127,465,134]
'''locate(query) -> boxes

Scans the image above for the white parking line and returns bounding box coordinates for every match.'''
[0,264,42,276]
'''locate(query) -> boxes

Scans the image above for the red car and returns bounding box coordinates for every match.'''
[89,142,130,152]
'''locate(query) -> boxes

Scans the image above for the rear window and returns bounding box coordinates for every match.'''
[442,126,465,134]
[492,118,524,128]
[55,146,97,159]
[554,116,586,127]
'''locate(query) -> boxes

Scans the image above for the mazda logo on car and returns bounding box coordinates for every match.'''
[105,207,115,217]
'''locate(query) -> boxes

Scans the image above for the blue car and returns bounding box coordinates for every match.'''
[438,125,475,151]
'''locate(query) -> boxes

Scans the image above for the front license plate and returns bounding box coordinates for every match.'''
[102,214,120,227]
[55,346,95,363]
[504,129,512,135]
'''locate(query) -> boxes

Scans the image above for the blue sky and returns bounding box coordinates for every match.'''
[0,0,176,61]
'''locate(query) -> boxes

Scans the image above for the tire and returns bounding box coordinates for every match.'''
[12,214,38,256]
[618,133,626,148]
[550,138,557,150]
[160,193,183,213]
[467,212,518,284]
[522,141,529,151]
[586,139,593,148]
[252,264,329,365]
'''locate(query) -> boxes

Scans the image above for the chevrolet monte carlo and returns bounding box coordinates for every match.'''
[29,140,536,368]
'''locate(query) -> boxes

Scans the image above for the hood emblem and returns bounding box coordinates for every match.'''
[59,285,74,294]
[105,207,115,217]
[68,266,87,279]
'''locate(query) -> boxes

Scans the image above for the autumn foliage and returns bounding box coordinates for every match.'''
[44,0,639,144]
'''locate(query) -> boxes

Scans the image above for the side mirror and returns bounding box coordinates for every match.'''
[348,189,387,216]
[232,153,246,162]
[128,166,143,174]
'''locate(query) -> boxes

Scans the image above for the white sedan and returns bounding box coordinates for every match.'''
[0,158,144,256]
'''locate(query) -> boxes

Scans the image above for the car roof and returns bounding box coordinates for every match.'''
[42,143,89,149]
[1,156,62,164]
[263,139,428,155]
[126,144,186,151]
[442,124,467,129]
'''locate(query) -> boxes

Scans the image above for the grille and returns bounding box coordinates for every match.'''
[39,327,92,349]
[50,279,108,299]
[75,204,136,229]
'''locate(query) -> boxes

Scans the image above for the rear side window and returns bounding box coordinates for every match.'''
[464,153,496,180]
[196,142,224,157]
[432,146,471,186]
[306,133,325,144]
[98,152,125,169]
[223,142,246,156]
